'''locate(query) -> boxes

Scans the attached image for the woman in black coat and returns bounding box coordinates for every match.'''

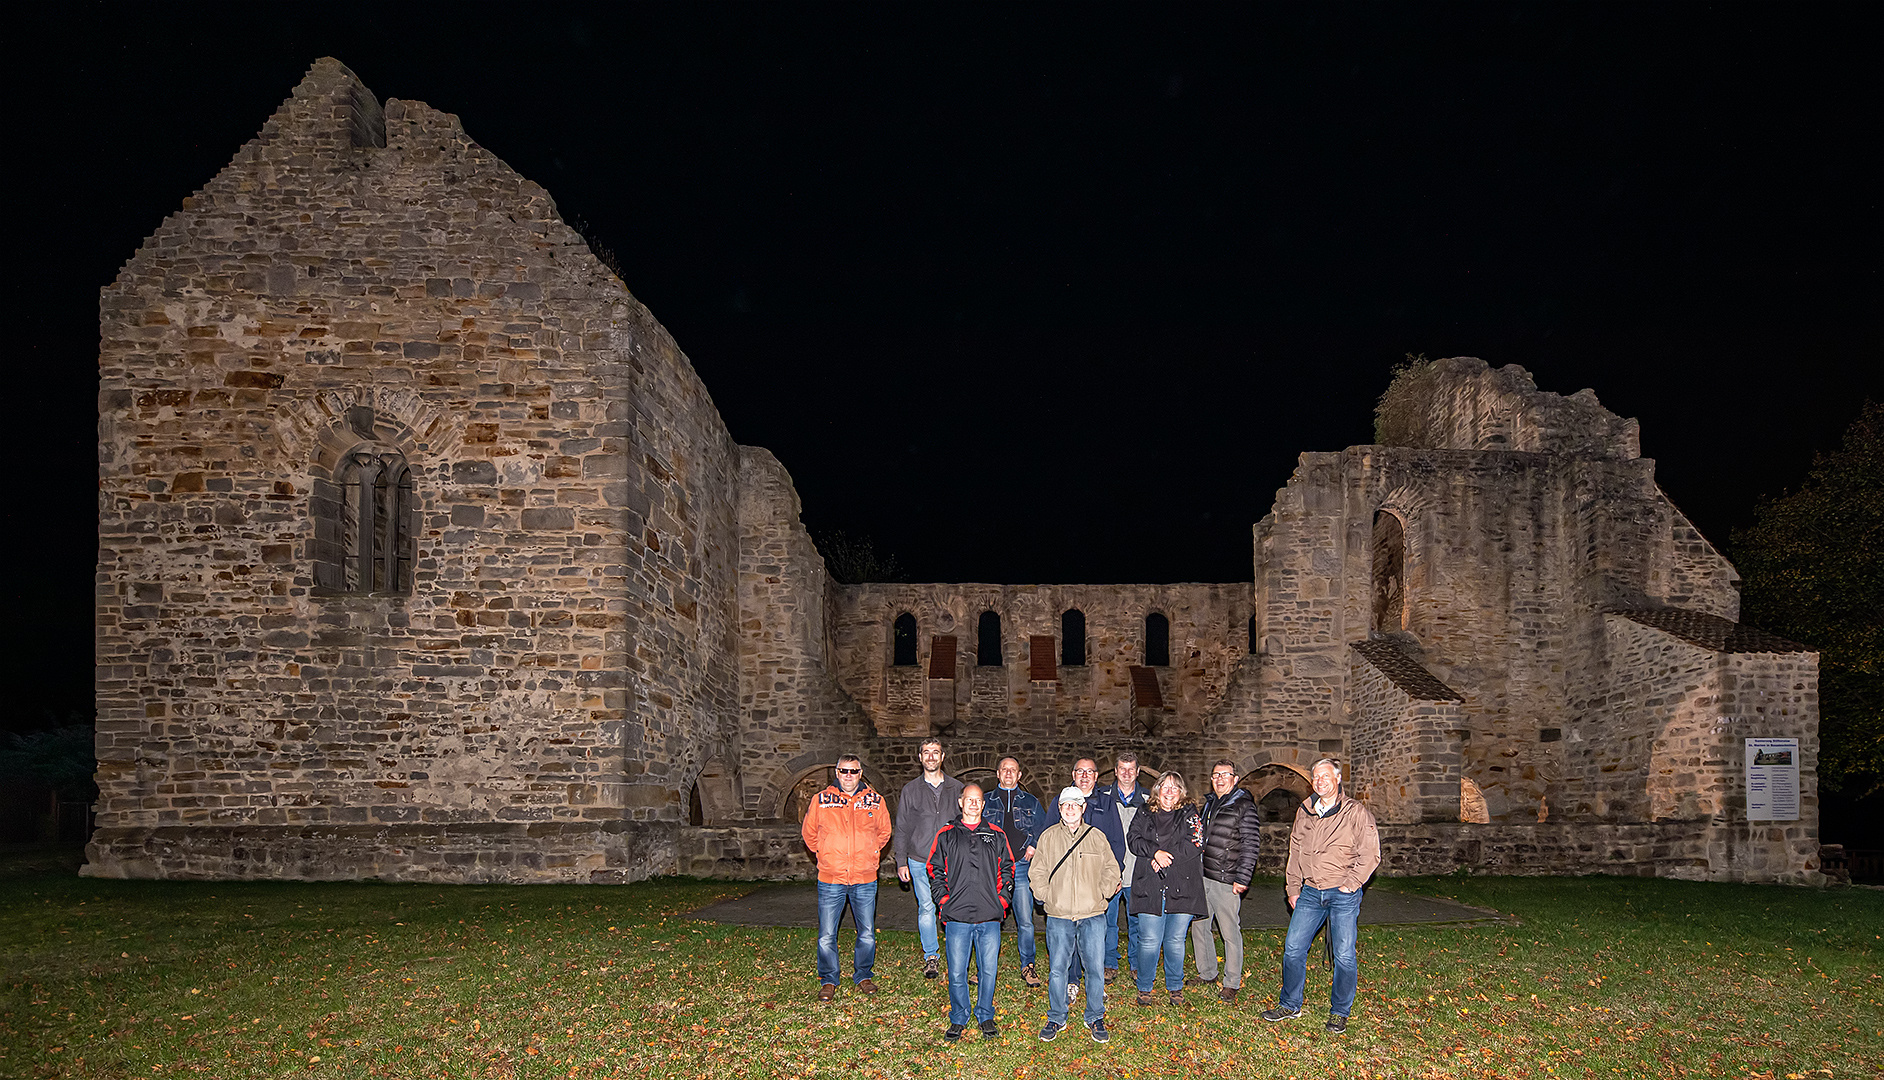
[1125,771,1207,1005]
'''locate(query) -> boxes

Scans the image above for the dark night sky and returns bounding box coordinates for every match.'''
[4,4,1878,728]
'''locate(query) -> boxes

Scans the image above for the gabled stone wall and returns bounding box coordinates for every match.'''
[91,58,747,882]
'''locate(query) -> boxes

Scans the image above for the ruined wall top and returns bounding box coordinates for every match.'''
[1375,356,1641,459]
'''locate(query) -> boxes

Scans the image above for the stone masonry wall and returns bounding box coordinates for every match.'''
[728,448,873,823]
[1569,617,1719,821]
[1347,652,1465,824]
[90,59,744,882]
[1390,357,1642,460]
[830,583,1251,741]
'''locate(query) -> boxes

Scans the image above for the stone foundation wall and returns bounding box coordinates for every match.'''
[84,820,674,884]
[1375,820,1822,883]
[680,820,1824,884]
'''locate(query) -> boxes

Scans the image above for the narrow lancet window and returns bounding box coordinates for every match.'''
[1144,612,1170,666]
[1061,609,1086,666]
[977,610,1002,666]
[892,613,919,666]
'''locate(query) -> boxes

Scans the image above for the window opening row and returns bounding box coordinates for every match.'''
[891,609,1198,668]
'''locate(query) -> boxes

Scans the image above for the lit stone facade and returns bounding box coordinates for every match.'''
[91,60,1821,885]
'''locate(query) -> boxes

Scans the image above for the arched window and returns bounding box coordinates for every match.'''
[1144,612,1170,666]
[1061,609,1086,666]
[977,610,1002,666]
[313,446,414,594]
[1247,615,1258,652]
[892,612,919,666]
[1372,510,1407,632]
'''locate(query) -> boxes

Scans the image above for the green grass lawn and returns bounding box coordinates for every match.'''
[1,846,1878,1079]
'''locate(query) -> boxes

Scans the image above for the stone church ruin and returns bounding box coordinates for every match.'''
[90,60,1822,885]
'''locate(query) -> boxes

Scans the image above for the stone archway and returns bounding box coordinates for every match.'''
[777,760,900,824]
[1242,762,1312,823]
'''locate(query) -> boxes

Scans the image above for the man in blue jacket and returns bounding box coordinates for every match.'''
[984,756,1046,987]
[926,783,1015,1042]
[1083,752,1151,982]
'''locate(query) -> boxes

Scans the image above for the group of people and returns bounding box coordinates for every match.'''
[799,739,1381,1043]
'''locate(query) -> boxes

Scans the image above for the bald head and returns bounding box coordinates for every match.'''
[960,783,985,826]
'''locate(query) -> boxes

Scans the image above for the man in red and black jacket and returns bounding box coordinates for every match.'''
[925,783,1015,1042]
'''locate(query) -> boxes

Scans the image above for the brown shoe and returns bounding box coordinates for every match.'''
[857,978,878,995]
[1219,986,1238,1005]
[1103,968,1118,983]
[1021,964,1041,988]
[1169,990,1190,1007]
[818,983,838,1002]
[1135,990,1156,1007]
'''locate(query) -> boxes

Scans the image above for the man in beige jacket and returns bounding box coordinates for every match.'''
[1029,786,1120,1043]
[1261,758,1380,1033]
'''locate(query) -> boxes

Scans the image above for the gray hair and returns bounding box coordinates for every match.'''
[1310,758,1343,782]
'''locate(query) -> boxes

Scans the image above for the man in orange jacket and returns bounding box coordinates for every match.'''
[802,753,894,1001]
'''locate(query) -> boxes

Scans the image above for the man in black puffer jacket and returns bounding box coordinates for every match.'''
[1190,760,1261,1003]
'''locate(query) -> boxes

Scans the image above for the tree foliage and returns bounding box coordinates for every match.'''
[1374,353,1436,445]
[0,724,98,801]
[1730,401,1884,799]
[816,530,905,584]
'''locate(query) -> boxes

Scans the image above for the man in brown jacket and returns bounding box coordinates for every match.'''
[1261,758,1380,1033]
[802,753,894,1001]
[1029,786,1120,1042]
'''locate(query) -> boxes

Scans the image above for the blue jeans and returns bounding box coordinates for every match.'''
[1280,885,1362,1017]
[1009,860,1037,967]
[1045,914,1105,1027]
[1133,909,1193,993]
[816,880,878,986]
[1069,888,1136,983]
[907,859,940,958]
[944,920,1001,1025]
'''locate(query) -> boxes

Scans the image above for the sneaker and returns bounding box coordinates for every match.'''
[978,1019,1000,1039]
[1184,973,1212,987]
[1261,1005,1303,1022]
[857,978,878,995]
[1168,990,1190,1007]
[1089,1017,1110,1043]
[818,983,837,1002]
[924,956,939,980]
[1135,990,1156,1007]
[1021,963,1041,988]
[1102,967,1117,983]
[1037,1020,1063,1042]
[1325,1013,1348,1034]
[1219,986,1238,1005]
[1068,980,1081,999]
[944,1023,964,1043]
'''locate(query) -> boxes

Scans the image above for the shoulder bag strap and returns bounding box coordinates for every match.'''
[1048,827,1095,884]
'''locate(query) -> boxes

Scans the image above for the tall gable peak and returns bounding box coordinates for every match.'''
[236,57,385,174]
